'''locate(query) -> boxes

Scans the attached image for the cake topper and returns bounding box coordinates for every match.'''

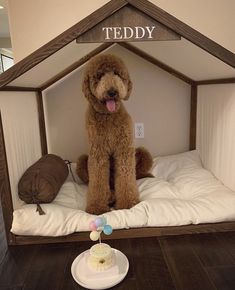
[89,216,113,242]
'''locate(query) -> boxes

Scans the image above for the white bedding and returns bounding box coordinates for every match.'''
[11,150,235,236]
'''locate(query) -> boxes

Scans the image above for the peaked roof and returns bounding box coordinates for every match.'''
[0,0,234,90]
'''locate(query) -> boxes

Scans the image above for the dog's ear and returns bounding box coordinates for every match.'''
[82,73,90,98]
[124,79,132,100]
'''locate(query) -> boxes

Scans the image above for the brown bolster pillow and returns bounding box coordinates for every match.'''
[18,154,69,215]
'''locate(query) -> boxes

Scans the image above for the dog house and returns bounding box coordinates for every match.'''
[0,0,235,245]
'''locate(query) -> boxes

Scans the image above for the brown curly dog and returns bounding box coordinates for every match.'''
[78,54,153,215]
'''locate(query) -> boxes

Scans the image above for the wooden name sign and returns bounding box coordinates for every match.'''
[102,26,156,40]
[77,5,180,43]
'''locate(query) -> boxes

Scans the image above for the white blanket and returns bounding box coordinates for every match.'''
[11,150,235,236]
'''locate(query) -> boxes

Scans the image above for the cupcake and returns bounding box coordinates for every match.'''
[87,243,115,271]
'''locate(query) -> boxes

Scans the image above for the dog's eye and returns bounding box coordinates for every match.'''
[114,71,120,77]
[96,72,104,80]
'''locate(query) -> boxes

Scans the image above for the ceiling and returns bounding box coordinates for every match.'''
[0,0,10,38]
[7,38,235,89]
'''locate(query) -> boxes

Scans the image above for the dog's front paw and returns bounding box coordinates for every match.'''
[86,203,110,215]
[115,182,140,210]
[115,195,140,210]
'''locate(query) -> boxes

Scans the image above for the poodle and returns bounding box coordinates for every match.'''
[78,54,153,215]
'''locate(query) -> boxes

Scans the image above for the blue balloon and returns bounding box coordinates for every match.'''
[103,224,113,235]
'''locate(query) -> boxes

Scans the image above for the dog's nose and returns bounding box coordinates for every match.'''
[107,88,118,98]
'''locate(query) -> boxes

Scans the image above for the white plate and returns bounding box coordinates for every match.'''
[71,248,129,290]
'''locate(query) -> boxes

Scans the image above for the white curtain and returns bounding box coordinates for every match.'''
[0,91,42,209]
[197,84,235,191]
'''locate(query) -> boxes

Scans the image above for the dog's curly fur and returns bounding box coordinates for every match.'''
[77,147,153,187]
[78,54,152,215]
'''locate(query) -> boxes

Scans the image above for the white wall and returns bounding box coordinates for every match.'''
[7,0,235,62]
[44,45,191,161]
[0,91,42,209]
[0,38,11,48]
[7,0,109,62]
[197,84,235,191]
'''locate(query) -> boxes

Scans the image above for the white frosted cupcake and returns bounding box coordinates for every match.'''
[87,243,115,271]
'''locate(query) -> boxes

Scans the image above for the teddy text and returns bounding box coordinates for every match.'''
[102,26,156,40]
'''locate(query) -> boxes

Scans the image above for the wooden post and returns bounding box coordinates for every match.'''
[190,85,197,150]
[36,90,48,155]
[0,112,15,245]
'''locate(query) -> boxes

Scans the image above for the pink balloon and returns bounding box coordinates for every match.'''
[89,221,97,231]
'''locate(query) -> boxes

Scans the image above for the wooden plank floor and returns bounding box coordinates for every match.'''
[0,221,235,289]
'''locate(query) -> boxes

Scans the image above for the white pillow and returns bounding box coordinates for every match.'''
[151,150,202,179]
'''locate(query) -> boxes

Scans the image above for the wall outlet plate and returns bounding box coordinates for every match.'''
[135,123,144,138]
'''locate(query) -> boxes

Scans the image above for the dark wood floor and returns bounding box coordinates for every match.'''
[0,221,235,290]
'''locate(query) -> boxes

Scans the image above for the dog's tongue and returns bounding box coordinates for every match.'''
[106,100,116,112]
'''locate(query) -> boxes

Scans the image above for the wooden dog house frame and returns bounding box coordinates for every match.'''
[0,0,235,245]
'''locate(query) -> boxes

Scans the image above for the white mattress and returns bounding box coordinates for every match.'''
[11,150,235,236]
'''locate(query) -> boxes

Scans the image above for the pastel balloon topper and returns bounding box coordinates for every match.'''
[89,216,113,242]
